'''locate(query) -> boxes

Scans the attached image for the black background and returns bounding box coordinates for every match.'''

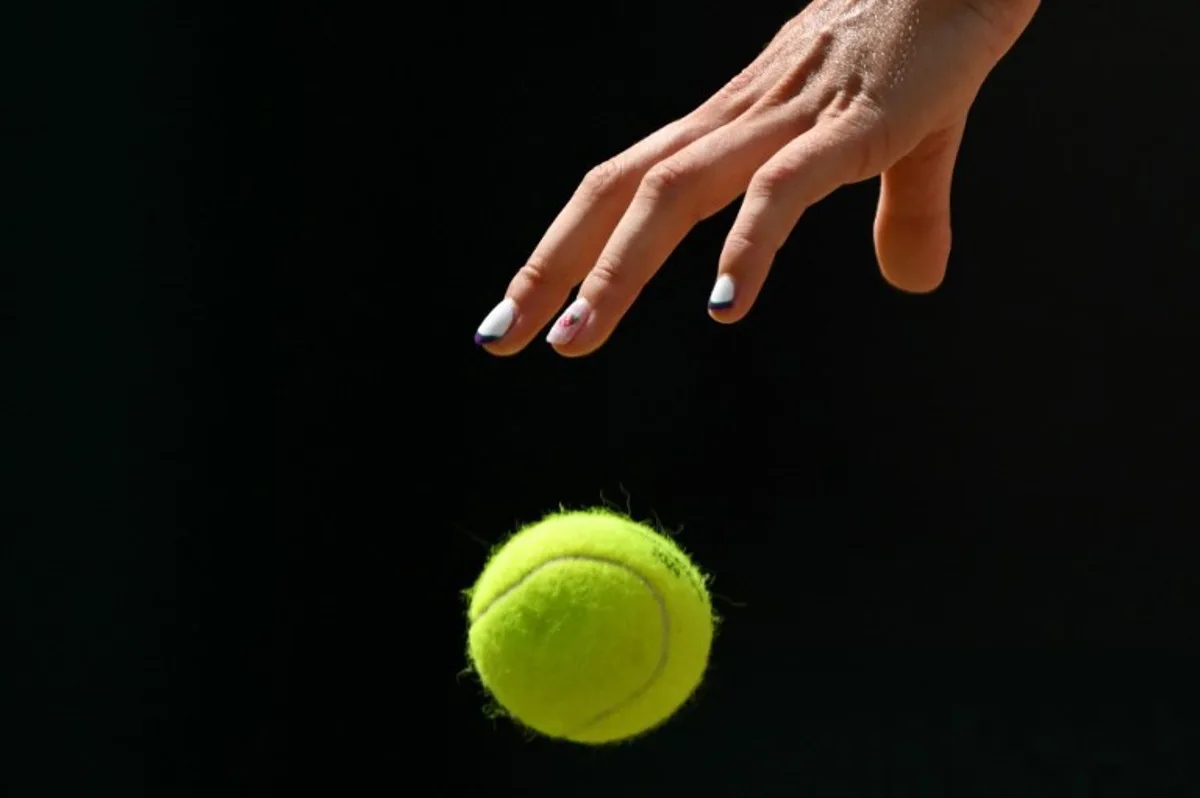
[5,1,1200,795]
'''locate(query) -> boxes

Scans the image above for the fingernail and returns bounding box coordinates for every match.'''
[474,298,517,345]
[708,274,735,311]
[546,297,591,346]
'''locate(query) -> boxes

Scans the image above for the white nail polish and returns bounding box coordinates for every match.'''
[475,298,517,345]
[708,274,735,310]
[546,297,591,346]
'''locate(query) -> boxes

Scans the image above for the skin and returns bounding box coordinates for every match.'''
[478,0,1041,358]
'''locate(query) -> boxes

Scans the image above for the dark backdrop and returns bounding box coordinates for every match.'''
[5,1,1200,795]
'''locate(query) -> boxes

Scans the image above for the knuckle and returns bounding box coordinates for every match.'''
[579,159,627,202]
[515,253,558,292]
[838,114,888,181]
[699,64,767,120]
[589,253,624,289]
[749,163,793,200]
[845,88,886,129]
[961,0,1029,40]
[715,64,761,103]
[820,90,889,178]
[722,229,760,261]
[639,159,694,204]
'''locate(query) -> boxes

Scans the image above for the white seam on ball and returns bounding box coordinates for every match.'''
[469,554,670,737]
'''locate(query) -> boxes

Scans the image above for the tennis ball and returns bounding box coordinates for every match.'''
[465,508,715,744]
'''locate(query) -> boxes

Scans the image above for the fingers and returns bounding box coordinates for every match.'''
[477,107,961,358]
[548,111,810,356]
[873,119,966,293]
[475,116,726,356]
[709,119,877,323]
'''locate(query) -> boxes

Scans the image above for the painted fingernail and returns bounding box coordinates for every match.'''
[546,297,591,346]
[474,298,517,345]
[708,274,735,311]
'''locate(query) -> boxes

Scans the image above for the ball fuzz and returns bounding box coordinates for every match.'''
[465,509,715,744]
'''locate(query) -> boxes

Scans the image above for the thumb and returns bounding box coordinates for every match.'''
[873,119,967,293]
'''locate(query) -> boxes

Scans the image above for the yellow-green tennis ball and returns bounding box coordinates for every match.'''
[465,509,714,744]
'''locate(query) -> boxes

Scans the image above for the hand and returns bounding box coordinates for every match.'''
[474,0,1040,357]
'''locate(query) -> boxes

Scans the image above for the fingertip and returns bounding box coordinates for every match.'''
[708,296,760,324]
[707,281,751,323]
[543,295,615,358]
[707,308,742,325]
[478,339,524,357]
[875,220,951,294]
[880,266,947,295]
[547,332,607,358]
[708,239,772,325]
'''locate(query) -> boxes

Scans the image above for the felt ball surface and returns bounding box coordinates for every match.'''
[465,509,715,744]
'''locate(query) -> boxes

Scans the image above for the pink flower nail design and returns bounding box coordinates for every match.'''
[546,298,591,346]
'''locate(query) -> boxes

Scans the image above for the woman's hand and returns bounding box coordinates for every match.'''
[474,0,1040,357]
